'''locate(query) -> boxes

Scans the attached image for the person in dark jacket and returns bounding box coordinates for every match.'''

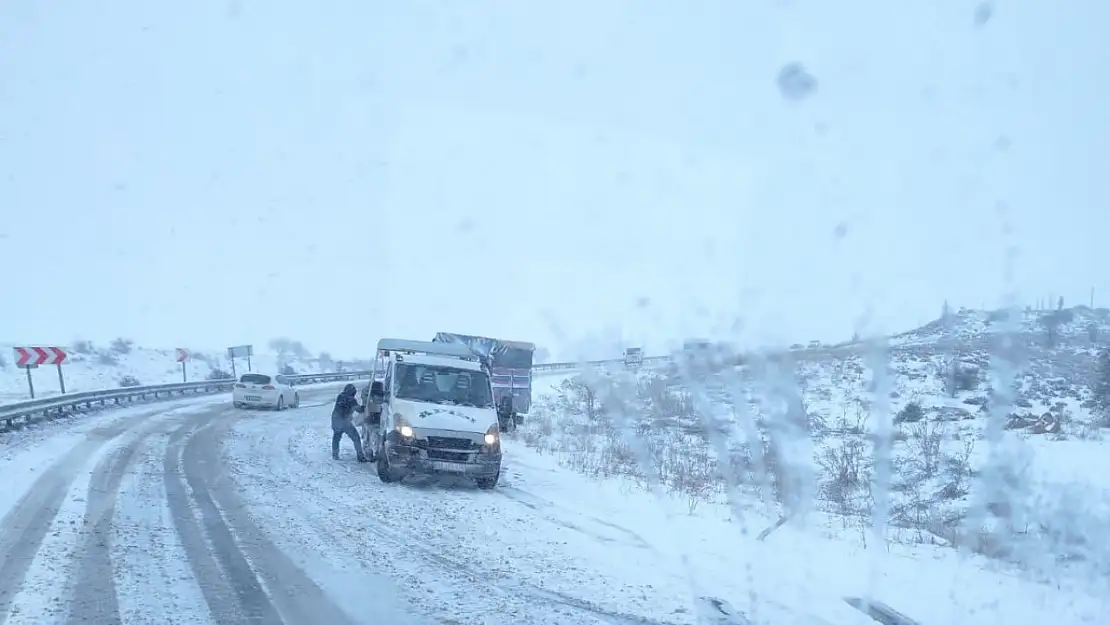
[331,383,368,462]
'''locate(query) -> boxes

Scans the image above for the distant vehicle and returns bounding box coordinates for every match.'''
[232,373,300,410]
[433,332,535,417]
[364,338,504,489]
[683,339,712,351]
[624,347,644,368]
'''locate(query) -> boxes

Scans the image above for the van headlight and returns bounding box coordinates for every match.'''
[483,424,499,447]
[394,415,414,438]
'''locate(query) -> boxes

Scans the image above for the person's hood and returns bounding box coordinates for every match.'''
[342,383,357,396]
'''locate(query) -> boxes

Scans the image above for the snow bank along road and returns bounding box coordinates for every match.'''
[0,381,768,625]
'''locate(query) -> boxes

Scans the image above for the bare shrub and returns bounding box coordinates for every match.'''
[517,410,554,451]
[110,337,134,354]
[935,356,980,396]
[937,438,975,500]
[895,401,924,424]
[830,406,869,434]
[269,337,311,360]
[72,340,95,355]
[207,368,233,380]
[119,375,141,387]
[816,437,871,517]
[520,372,724,507]
[903,420,946,479]
[557,377,603,421]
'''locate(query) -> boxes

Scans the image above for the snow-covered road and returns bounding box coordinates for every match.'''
[0,382,735,625]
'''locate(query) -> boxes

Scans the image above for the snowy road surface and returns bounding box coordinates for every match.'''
[0,383,743,625]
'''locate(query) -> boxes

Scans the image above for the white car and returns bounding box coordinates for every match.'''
[232,373,300,410]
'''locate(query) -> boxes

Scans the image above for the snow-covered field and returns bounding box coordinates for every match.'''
[514,307,1110,621]
[0,340,370,404]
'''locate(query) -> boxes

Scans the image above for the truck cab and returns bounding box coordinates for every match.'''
[364,338,504,489]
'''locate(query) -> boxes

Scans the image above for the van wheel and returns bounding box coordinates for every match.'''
[376,445,395,483]
[476,471,500,490]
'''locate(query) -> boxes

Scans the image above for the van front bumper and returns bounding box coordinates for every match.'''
[383,429,501,478]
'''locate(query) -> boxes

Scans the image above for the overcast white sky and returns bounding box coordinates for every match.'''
[1,1,1107,360]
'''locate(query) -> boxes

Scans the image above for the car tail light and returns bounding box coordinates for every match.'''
[235,383,246,388]
[262,385,275,390]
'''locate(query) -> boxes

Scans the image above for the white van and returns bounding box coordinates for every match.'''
[363,338,507,489]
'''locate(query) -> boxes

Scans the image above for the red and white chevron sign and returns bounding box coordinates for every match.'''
[13,346,68,367]
[175,348,190,362]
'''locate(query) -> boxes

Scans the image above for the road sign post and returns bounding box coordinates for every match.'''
[176,348,190,382]
[24,365,35,399]
[14,346,68,397]
[226,345,253,379]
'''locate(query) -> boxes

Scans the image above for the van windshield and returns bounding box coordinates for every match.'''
[393,364,494,408]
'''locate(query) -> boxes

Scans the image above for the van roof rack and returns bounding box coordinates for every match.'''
[376,338,479,362]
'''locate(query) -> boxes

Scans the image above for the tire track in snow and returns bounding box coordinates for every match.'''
[0,410,162,623]
[65,418,180,625]
[165,416,278,625]
[167,408,360,625]
[496,485,655,550]
[183,415,360,625]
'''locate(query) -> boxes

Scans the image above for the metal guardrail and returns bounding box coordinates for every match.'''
[0,370,374,431]
[531,355,671,373]
[0,355,676,432]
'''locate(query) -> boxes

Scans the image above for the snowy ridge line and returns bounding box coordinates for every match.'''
[532,355,671,373]
[0,370,374,430]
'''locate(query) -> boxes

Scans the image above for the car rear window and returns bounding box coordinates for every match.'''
[240,374,272,385]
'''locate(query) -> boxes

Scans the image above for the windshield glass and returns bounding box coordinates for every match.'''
[393,363,494,408]
[4,2,1103,623]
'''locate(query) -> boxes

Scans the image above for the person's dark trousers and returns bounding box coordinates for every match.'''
[332,422,367,461]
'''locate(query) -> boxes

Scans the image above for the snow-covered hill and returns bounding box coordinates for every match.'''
[520,305,1110,586]
[891,304,1110,349]
[0,340,372,404]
